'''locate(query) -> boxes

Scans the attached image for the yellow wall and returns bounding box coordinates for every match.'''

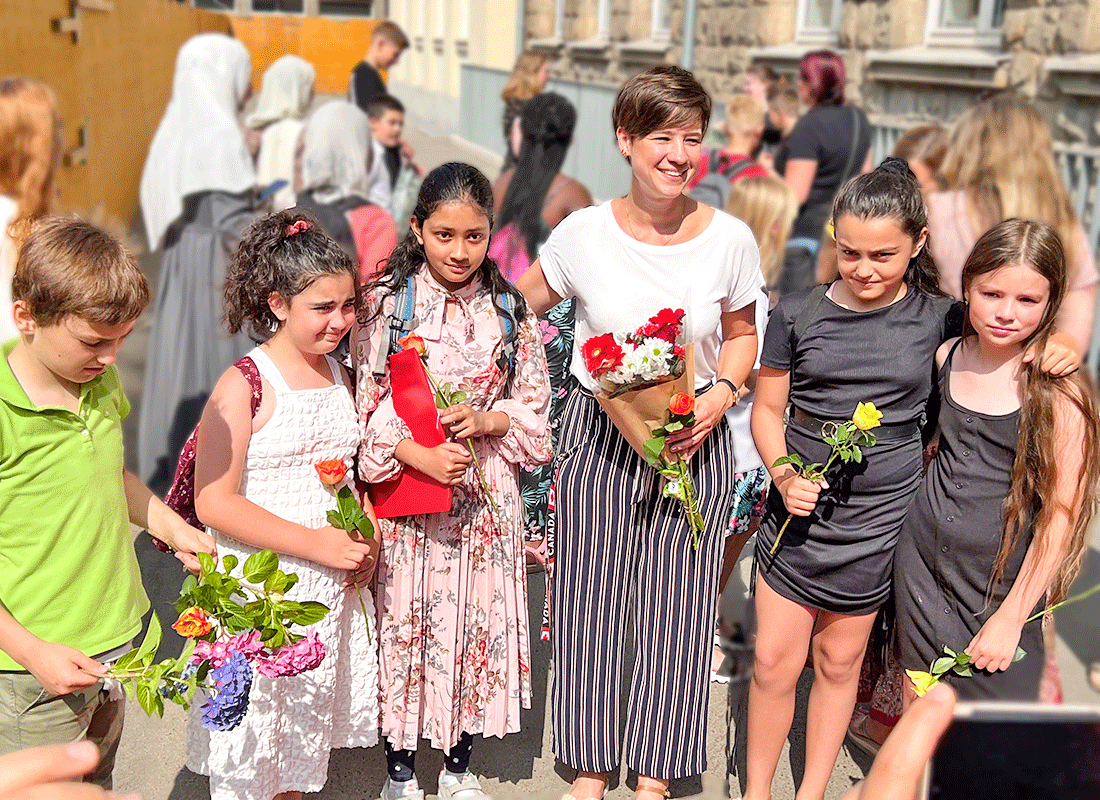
[0,0,230,227]
[229,15,381,97]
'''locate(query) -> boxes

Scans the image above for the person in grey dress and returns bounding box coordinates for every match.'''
[895,219,1100,702]
[137,33,257,490]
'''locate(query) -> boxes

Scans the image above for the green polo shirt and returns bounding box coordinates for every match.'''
[0,339,148,671]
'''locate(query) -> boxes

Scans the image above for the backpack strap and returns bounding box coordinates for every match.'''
[792,283,829,347]
[372,273,418,377]
[723,156,757,182]
[495,292,518,379]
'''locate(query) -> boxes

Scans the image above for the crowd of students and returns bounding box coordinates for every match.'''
[0,29,1098,800]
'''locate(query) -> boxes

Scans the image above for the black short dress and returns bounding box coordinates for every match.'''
[755,286,954,615]
[895,340,1042,701]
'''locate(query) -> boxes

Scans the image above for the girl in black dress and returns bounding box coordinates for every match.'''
[744,163,1079,800]
[895,219,1100,703]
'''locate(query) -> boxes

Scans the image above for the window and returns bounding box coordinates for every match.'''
[795,0,841,44]
[192,0,234,9]
[925,0,1006,47]
[651,0,671,42]
[319,0,373,15]
[252,0,304,10]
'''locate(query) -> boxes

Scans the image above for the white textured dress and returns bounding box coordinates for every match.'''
[187,347,379,800]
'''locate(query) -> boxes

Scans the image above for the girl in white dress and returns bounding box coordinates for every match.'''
[188,209,380,800]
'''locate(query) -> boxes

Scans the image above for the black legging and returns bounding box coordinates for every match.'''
[384,733,474,781]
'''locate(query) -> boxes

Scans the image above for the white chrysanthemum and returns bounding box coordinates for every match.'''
[637,337,673,381]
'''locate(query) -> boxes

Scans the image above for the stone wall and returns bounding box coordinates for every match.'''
[526,0,1100,144]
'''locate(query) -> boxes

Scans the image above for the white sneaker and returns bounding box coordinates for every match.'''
[379,777,425,800]
[437,770,494,800]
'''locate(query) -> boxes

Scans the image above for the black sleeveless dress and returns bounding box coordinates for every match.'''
[894,341,1043,701]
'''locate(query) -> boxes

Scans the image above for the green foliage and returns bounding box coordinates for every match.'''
[109,551,330,718]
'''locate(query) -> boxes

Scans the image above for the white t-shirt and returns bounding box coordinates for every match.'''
[539,201,764,394]
[723,288,768,473]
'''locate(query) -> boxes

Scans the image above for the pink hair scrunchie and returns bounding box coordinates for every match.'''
[285,220,312,236]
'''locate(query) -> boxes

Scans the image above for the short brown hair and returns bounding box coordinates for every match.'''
[612,66,711,139]
[12,217,149,327]
[372,21,409,49]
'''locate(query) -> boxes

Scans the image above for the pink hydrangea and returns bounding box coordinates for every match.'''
[252,631,327,678]
[190,631,265,669]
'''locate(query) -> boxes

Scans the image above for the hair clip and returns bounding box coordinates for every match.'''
[285,220,312,236]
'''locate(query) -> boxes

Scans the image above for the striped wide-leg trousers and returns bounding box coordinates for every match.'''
[550,389,736,780]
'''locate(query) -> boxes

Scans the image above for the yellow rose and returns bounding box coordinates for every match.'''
[905,669,940,697]
[852,401,883,432]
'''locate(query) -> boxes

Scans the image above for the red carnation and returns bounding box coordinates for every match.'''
[644,308,685,343]
[581,333,625,378]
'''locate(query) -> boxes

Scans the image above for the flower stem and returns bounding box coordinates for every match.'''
[465,438,502,517]
[1024,581,1100,624]
[770,450,840,555]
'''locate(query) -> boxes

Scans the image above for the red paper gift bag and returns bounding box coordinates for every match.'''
[369,347,454,518]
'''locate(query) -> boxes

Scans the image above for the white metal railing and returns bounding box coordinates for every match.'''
[872,117,1100,366]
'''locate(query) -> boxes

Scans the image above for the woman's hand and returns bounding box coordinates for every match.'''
[440,405,508,439]
[774,469,826,517]
[965,610,1024,673]
[666,383,734,461]
[1024,331,1080,376]
[312,525,375,571]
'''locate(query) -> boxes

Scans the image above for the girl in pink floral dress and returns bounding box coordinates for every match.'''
[354,162,552,800]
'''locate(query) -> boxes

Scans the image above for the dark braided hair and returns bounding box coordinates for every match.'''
[831,157,944,297]
[497,92,577,261]
[224,208,358,341]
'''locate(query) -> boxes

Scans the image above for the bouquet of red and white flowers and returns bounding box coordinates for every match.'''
[581,308,705,546]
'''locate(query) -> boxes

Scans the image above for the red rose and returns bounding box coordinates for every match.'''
[314,459,348,486]
[398,333,427,356]
[172,606,213,638]
[669,392,694,416]
[581,333,625,378]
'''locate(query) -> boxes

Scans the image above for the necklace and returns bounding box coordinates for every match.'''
[623,195,688,246]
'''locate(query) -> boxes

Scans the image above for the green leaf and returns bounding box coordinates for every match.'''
[135,613,163,663]
[952,664,973,677]
[643,436,665,466]
[664,421,684,433]
[772,453,802,469]
[220,554,238,574]
[834,425,851,443]
[197,552,217,578]
[931,656,955,674]
[356,517,375,539]
[136,682,157,717]
[1013,646,1027,662]
[180,574,198,596]
[289,600,330,626]
[242,550,279,583]
[177,638,198,670]
[327,509,345,529]
[823,435,837,447]
[451,390,467,404]
[851,448,863,463]
[943,645,956,657]
[955,652,971,665]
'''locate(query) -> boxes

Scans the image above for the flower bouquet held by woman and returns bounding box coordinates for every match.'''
[581,307,705,543]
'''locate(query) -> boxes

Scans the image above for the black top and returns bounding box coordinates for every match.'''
[349,61,387,111]
[773,104,871,239]
[296,190,369,258]
[761,285,954,425]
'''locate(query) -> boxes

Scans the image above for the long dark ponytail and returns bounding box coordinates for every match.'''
[497,92,576,261]
[831,157,943,297]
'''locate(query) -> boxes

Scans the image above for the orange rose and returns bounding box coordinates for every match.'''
[669,392,694,416]
[398,333,427,356]
[172,606,213,638]
[314,459,348,486]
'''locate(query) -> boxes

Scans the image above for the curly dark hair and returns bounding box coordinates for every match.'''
[224,209,358,341]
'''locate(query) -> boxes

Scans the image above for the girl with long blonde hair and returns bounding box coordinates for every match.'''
[726,174,797,292]
[929,93,1097,353]
[0,77,61,342]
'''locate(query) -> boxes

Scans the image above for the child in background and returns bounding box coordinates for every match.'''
[367,94,422,229]
[349,20,409,110]
[895,218,1100,702]
[188,210,380,800]
[354,162,551,800]
[744,160,1077,800]
[686,95,769,208]
[710,175,796,682]
[0,218,214,787]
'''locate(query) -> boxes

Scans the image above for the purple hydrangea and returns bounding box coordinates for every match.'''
[253,630,327,678]
[200,651,253,731]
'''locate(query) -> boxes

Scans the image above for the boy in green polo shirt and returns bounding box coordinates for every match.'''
[0,218,215,788]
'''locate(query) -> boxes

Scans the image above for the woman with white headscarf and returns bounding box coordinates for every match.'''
[138,32,258,490]
[296,100,397,283]
[247,54,315,210]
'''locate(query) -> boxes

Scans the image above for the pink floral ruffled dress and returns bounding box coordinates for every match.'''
[186,347,379,800]
[354,269,552,752]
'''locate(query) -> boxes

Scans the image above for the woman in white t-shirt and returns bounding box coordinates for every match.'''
[517,66,763,800]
